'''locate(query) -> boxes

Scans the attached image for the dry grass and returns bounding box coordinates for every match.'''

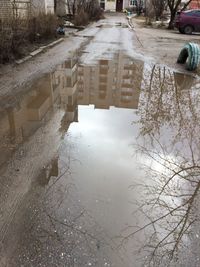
[73,2,104,26]
[0,13,58,63]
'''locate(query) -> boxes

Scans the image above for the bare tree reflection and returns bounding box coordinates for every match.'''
[8,145,119,267]
[123,65,200,266]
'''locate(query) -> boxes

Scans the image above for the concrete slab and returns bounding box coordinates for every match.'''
[15,56,32,64]
[30,48,43,57]
[47,38,64,48]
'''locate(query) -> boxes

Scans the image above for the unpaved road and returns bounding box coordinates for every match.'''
[0,33,85,105]
[0,14,143,267]
[1,13,200,267]
[0,13,199,102]
[0,14,136,104]
[130,16,200,70]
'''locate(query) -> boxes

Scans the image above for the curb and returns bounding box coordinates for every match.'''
[15,38,64,65]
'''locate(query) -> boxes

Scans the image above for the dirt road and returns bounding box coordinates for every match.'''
[1,13,199,102]
[0,14,142,267]
[1,13,200,267]
[130,16,200,70]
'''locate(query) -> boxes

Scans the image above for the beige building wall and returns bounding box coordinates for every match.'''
[46,0,54,13]
[0,0,12,20]
[0,0,54,19]
[105,0,116,11]
[31,0,54,14]
[56,0,68,16]
[13,0,31,17]
[101,0,133,11]
[123,0,131,9]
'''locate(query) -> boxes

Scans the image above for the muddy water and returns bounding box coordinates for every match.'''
[0,51,200,267]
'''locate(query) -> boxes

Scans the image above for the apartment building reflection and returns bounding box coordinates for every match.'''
[0,51,80,167]
[58,54,78,123]
[0,52,143,166]
[78,52,143,109]
[0,73,60,167]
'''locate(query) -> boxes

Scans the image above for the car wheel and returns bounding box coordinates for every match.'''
[184,25,193,34]
[178,27,185,34]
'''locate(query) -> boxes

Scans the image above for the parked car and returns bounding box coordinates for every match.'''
[174,9,200,34]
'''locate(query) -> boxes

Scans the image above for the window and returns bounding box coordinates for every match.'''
[194,11,200,17]
[130,0,137,5]
[66,77,72,87]
[186,10,198,16]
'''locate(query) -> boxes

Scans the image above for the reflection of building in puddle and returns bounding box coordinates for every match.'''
[8,74,59,138]
[78,53,143,109]
[0,52,144,164]
[3,57,199,165]
[53,52,143,123]
[0,50,81,166]
[0,74,60,167]
[54,53,79,133]
[0,52,143,166]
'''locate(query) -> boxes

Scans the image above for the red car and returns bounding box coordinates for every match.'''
[174,9,200,34]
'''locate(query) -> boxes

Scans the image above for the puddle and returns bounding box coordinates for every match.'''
[96,23,128,29]
[1,51,200,267]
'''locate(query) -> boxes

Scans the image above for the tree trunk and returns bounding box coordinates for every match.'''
[168,11,176,29]
[54,0,57,13]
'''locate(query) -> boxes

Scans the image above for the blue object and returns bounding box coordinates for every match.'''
[177,42,200,71]
[57,27,65,35]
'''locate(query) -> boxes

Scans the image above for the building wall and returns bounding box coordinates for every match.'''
[13,0,31,18]
[31,0,54,14]
[56,0,68,16]
[30,0,45,13]
[0,0,55,21]
[189,0,200,9]
[46,0,54,13]
[0,0,12,20]
[101,0,134,11]
[123,0,132,9]
[105,0,116,11]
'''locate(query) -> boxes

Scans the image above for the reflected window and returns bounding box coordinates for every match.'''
[67,77,72,87]
[68,96,73,105]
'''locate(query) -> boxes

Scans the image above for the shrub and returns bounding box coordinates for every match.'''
[72,0,104,26]
[85,0,104,21]
[89,6,104,21]
[74,9,89,26]
[0,13,58,63]
[28,13,58,42]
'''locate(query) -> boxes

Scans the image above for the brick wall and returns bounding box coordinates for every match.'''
[189,0,200,9]
[0,0,12,20]
[0,0,55,21]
